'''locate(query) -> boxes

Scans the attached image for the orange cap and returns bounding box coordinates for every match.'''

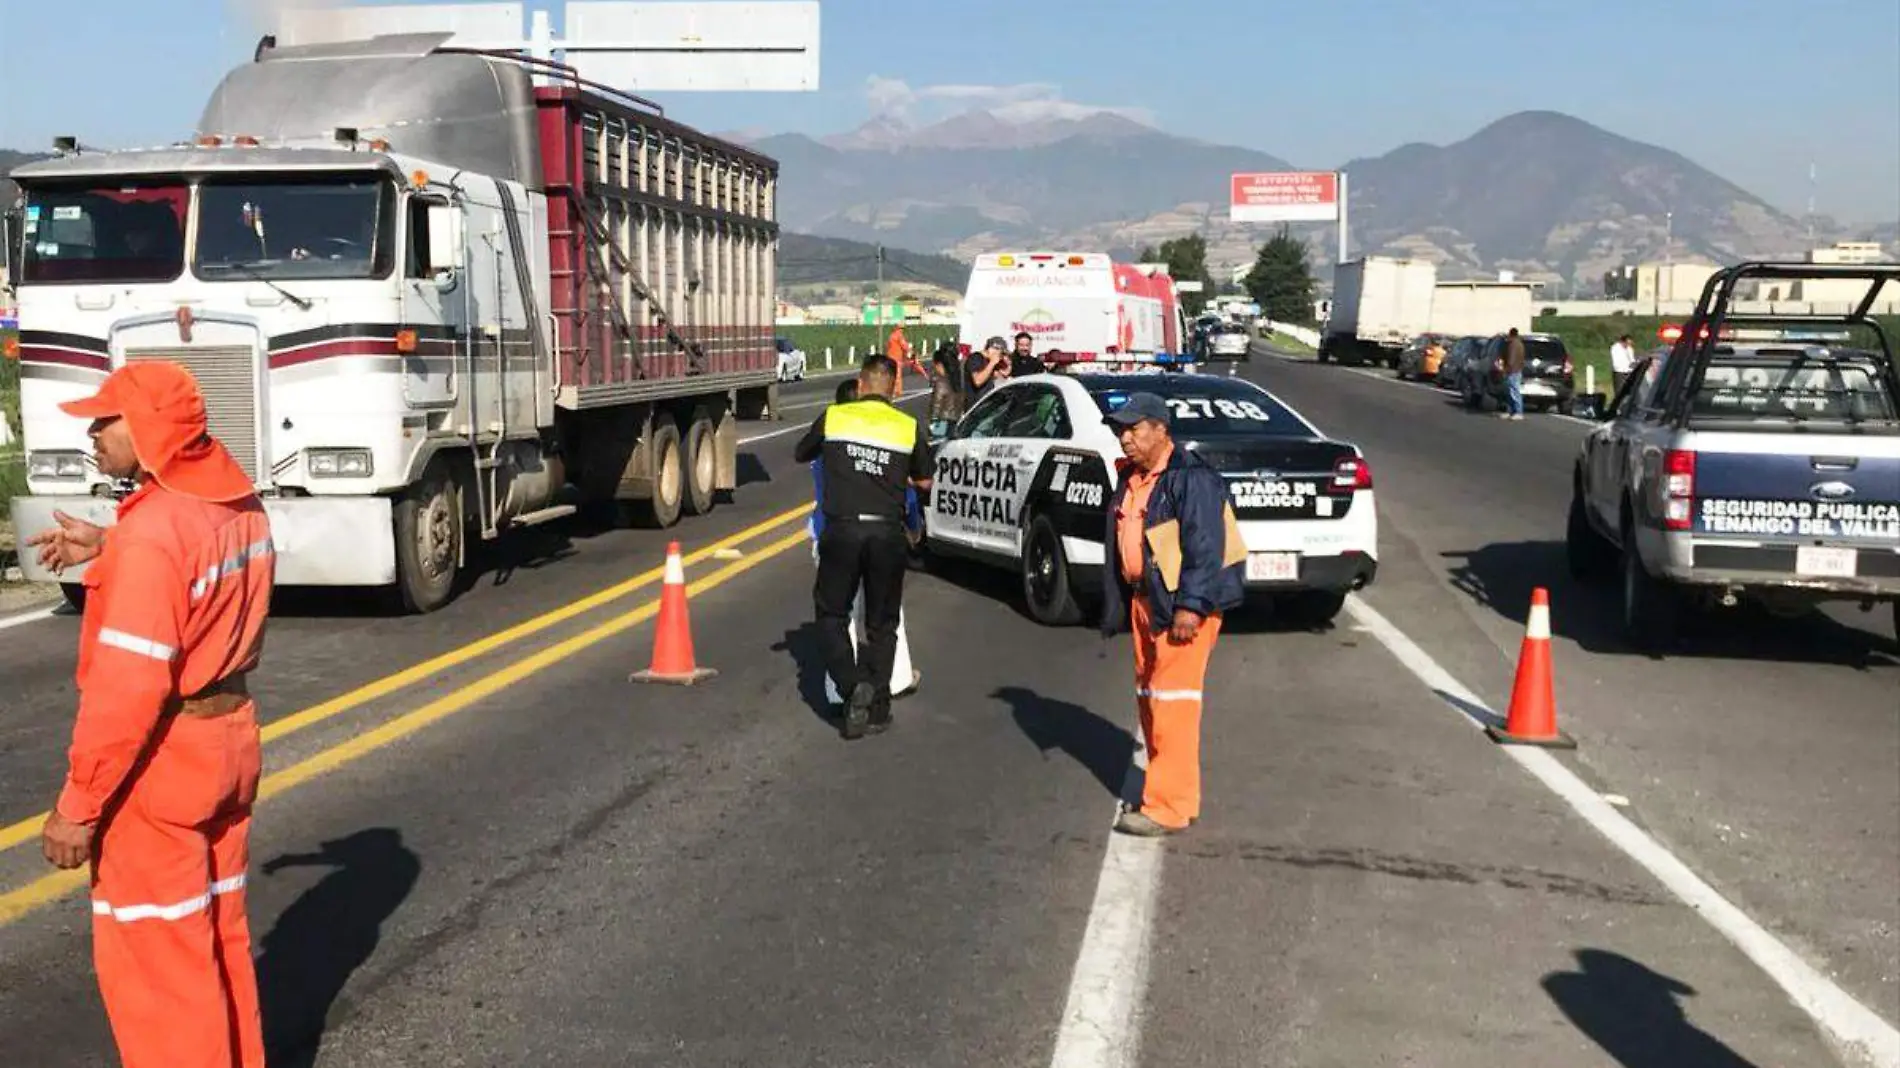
[58,361,254,502]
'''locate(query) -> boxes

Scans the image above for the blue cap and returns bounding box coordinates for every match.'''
[1104,391,1170,429]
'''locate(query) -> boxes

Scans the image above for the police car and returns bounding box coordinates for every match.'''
[922,369,1378,626]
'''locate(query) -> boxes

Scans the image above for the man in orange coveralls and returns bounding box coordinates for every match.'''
[1097,392,1245,837]
[29,360,275,1068]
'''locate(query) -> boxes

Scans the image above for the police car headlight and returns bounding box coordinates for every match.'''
[28,450,89,480]
[306,448,374,478]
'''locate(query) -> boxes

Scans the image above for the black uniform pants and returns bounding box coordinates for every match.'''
[814,517,909,710]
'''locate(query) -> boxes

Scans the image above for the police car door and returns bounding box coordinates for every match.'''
[928,385,1026,552]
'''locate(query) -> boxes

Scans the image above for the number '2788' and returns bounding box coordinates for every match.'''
[1165,397,1272,421]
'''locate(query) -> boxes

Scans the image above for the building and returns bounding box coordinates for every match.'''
[1751,243,1896,306]
[1633,261,1720,305]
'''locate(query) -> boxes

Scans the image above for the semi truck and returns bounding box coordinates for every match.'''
[1427,281,1534,338]
[1318,255,1437,367]
[6,32,784,612]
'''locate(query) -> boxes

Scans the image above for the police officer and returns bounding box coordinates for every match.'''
[794,354,934,739]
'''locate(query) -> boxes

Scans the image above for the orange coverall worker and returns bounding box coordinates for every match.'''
[884,327,924,396]
[45,361,275,1068]
[1099,393,1246,834]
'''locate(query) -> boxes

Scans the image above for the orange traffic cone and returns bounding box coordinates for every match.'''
[1485,587,1575,748]
[630,541,718,686]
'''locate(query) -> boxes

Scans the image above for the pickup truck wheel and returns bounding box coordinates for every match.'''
[1619,517,1679,651]
[1566,491,1615,582]
[1022,513,1083,626]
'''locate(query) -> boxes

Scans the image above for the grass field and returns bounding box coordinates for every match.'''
[1265,330,1317,355]
[778,324,963,371]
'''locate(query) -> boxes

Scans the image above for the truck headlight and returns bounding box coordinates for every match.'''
[27,450,90,480]
[306,448,374,478]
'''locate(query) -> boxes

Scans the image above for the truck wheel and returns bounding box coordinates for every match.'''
[1021,513,1083,626]
[681,409,717,517]
[633,421,684,529]
[1620,514,1679,652]
[1566,488,1615,583]
[394,461,462,614]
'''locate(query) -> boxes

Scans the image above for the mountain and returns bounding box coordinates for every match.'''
[734,109,1893,289]
[779,232,967,291]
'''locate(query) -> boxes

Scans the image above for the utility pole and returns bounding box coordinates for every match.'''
[874,243,886,352]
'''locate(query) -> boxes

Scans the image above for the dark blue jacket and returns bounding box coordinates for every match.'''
[1100,445,1246,636]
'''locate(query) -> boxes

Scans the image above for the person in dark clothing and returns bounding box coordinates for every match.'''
[964,335,1009,400]
[927,343,965,439]
[1010,330,1047,376]
[794,354,934,739]
[1498,327,1528,420]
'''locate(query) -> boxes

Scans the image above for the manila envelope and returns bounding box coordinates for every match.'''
[1144,506,1249,592]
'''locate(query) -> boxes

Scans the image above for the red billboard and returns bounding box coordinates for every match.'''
[1230,171,1340,223]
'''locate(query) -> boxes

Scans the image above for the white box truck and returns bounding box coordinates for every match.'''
[1318,256,1437,367]
[1428,281,1533,338]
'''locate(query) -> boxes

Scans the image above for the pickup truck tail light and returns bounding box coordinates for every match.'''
[1332,455,1373,491]
[1662,449,1696,530]
[1561,356,1574,377]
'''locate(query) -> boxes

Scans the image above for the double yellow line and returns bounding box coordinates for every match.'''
[0,503,814,925]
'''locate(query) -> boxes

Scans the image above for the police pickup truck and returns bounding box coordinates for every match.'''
[922,367,1378,626]
[1566,262,1900,650]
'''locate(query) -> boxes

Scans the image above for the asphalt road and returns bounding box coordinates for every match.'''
[0,355,1891,1067]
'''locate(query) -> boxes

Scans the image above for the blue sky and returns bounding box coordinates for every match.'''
[4,0,1897,223]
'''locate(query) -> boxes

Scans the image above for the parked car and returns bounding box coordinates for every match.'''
[775,337,807,381]
[1438,335,1485,389]
[1207,321,1253,361]
[1461,332,1576,414]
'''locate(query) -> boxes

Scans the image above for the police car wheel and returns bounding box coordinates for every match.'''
[1620,515,1679,651]
[1021,513,1083,626]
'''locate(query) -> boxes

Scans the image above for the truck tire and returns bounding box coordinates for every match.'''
[1021,513,1083,626]
[633,421,684,529]
[681,409,717,517]
[1620,513,1679,652]
[393,460,462,614]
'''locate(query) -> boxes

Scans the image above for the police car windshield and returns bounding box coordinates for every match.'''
[1085,379,1310,436]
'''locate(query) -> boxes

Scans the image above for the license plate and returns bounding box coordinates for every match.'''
[1795,546,1857,578]
[1246,552,1299,582]
[1523,381,1555,396]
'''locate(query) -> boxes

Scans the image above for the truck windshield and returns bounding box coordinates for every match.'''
[1691,353,1898,427]
[19,180,189,285]
[194,174,395,282]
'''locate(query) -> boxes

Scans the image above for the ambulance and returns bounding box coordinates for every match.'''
[957,252,1182,362]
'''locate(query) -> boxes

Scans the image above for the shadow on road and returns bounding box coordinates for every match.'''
[995,685,1139,806]
[1543,949,1762,1067]
[1442,540,1899,667]
[736,451,774,490]
[256,827,422,1068]
[772,621,839,731]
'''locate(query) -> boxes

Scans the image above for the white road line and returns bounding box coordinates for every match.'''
[1343,594,1900,1068]
[1049,736,1161,1068]
[0,604,61,631]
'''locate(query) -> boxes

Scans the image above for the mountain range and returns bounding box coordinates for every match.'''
[735,109,1900,289]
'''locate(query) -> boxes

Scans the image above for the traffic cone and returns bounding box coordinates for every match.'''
[630,541,718,686]
[1485,587,1575,748]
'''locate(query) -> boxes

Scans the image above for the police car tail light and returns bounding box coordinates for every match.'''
[1332,456,1373,491]
[1662,449,1696,530]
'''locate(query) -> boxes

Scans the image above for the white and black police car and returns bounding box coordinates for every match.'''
[921,368,1378,626]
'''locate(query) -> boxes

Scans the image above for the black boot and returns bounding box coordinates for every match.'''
[842,682,874,740]
[866,695,893,735]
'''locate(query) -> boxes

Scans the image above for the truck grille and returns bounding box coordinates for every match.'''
[122,346,260,481]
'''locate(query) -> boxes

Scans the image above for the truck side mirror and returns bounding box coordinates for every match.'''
[427,202,464,273]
